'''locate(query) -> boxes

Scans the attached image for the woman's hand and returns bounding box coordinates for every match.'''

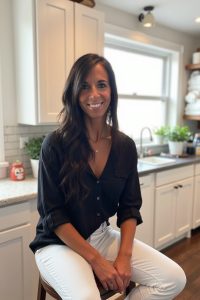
[91,256,124,293]
[113,255,132,291]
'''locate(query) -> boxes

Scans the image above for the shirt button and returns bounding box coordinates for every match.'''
[97,180,100,184]
[97,212,100,217]
[97,196,100,201]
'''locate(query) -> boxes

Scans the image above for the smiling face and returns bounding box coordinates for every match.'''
[79,63,111,122]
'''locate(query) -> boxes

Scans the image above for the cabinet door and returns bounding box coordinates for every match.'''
[135,175,154,247]
[193,175,200,229]
[75,3,104,59]
[154,183,176,249]
[176,178,193,237]
[37,0,74,123]
[0,224,31,300]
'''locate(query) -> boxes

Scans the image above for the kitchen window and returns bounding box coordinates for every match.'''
[104,28,181,142]
[104,45,169,141]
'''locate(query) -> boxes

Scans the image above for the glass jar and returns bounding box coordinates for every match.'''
[193,133,200,156]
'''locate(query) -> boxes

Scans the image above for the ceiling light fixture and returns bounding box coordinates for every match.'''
[138,6,155,28]
[195,16,200,23]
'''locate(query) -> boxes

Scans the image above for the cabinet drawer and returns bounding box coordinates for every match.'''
[139,174,154,187]
[195,163,200,175]
[156,165,194,186]
[0,202,30,232]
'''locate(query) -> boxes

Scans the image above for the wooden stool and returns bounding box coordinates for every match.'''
[37,274,135,300]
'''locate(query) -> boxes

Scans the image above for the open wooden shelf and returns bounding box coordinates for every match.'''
[184,115,200,129]
[185,63,200,70]
[184,115,200,121]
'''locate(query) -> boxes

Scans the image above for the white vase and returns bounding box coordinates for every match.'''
[153,135,164,145]
[168,141,184,156]
[30,159,39,178]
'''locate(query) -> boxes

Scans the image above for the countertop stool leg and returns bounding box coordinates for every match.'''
[37,275,61,300]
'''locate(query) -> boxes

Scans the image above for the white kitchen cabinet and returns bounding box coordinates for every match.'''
[0,202,32,300]
[13,0,104,125]
[135,174,155,247]
[154,165,194,250]
[0,199,40,300]
[192,163,200,229]
[175,177,193,236]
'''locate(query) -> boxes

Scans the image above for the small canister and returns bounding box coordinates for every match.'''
[10,161,25,181]
[192,48,200,64]
[193,133,200,156]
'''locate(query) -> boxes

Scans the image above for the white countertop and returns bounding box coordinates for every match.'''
[0,155,199,208]
[0,177,37,207]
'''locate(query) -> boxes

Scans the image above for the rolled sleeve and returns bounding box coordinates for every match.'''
[43,208,70,233]
[117,168,142,227]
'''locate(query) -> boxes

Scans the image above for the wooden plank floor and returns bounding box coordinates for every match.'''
[162,227,200,300]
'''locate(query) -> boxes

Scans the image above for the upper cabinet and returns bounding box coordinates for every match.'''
[13,0,104,125]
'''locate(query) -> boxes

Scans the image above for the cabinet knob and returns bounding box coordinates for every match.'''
[178,184,183,188]
[174,185,179,189]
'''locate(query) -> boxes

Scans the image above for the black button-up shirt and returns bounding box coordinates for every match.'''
[30,131,142,253]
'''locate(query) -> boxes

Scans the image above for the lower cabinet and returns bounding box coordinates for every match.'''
[0,225,31,300]
[135,174,154,247]
[0,200,39,300]
[192,163,200,229]
[154,165,194,250]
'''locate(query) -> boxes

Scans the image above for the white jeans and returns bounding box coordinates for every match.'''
[35,223,186,300]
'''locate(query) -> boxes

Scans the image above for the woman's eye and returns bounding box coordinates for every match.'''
[81,83,89,90]
[98,81,108,89]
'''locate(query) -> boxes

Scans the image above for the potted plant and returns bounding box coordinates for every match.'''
[153,126,168,145]
[25,136,44,178]
[166,126,191,155]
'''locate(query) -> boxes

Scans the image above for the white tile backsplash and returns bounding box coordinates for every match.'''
[4,125,58,175]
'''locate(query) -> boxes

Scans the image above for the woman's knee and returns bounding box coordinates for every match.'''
[170,264,186,295]
[158,263,186,298]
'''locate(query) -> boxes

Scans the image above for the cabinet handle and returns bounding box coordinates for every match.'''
[178,184,183,188]
[140,183,144,186]
[174,185,179,189]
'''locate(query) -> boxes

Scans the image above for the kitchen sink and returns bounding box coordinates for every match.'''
[138,156,176,166]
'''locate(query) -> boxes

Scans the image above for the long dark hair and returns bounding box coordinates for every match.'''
[57,53,119,203]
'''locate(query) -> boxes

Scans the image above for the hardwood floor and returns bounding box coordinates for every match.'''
[162,227,200,300]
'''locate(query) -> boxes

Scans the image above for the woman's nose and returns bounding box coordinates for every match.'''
[89,86,100,99]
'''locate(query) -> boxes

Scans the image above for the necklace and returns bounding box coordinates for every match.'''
[87,124,111,153]
[89,135,111,153]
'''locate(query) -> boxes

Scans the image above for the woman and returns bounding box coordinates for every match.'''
[30,53,186,299]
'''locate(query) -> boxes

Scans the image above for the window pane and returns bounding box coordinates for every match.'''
[117,98,164,139]
[105,47,164,97]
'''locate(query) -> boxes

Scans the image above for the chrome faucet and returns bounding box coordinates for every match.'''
[139,127,153,158]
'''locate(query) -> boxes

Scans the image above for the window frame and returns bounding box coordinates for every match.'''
[105,42,169,98]
[104,24,183,140]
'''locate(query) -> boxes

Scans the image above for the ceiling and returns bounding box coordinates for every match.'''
[96,0,200,37]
